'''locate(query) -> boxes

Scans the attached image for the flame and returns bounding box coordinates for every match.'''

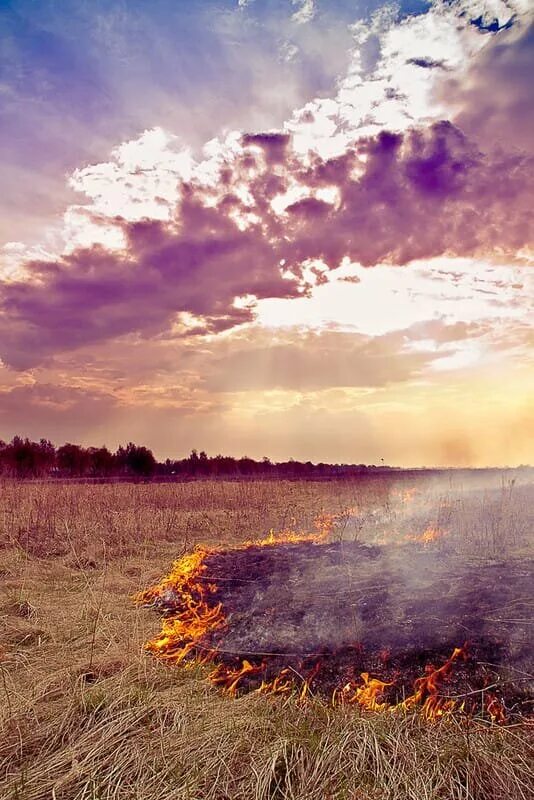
[393,487,419,505]
[399,646,467,719]
[209,659,264,696]
[298,661,322,702]
[486,693,507,724]
[135,524,335,666]
[403,525,446,546]
[333,646,467,720]
[419,526,443,544]
[202,644,507,725]
[250,527,320,547]
[135,547,225,662]
[258,668,294,696]
[137,541,508,725]
[341,673,393,712]
[247,512,340,549]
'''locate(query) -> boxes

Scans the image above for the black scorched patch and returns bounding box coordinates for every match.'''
[153,540,533,715]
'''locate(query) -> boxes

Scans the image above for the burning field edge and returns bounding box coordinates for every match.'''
[134,523,531,726]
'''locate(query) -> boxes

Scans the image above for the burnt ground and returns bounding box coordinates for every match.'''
[158,541,534,716]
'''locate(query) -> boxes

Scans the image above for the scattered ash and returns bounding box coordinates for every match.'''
[157,540,533,715]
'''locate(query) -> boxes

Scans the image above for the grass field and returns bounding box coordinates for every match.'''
[1,478,533,800]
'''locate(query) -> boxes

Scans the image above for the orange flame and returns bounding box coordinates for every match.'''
[135,547,225,662]
[333,646,467,720]
[137,541,507,724]
[341,673,393,712]
[258,668,294,696]
[403,525,446,546]
[486,693,507,724]
[208,659,264,696]
[393,487,420,505]
[399,646,467,719]
[246,512,339,549]
[419,526,443,544]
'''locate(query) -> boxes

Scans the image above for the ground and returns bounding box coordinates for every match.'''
[0,477,533,800]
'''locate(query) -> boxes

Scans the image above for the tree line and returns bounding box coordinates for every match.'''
[0,436,393,479]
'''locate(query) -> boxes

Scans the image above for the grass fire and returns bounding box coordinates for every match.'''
[1,476,533,799]
[137,526,532,725]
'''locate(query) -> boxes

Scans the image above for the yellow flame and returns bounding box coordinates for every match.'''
[136,540,502,724]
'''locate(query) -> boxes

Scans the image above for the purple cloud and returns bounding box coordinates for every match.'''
[1,119,532,369]
[440,21,534,154]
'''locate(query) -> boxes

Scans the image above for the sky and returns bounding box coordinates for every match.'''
[0,0,533,467]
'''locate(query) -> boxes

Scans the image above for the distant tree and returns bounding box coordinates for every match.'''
[238,456,256,475]
[57,443,90,476]
[4,436,56,478]
[197,450,210,475]
[116,442,156,477]
[87,446,116,477]
[186,449,200,475]
[0,432,388,481]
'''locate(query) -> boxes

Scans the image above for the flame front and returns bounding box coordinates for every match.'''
[398,645,466,718]
[486,693,507,724]
[341,673,393,712]
[336,646,467,719]
[209,659,264,696]
[247,511,342,548]
[136,538,507,725]
[136,547,224,662]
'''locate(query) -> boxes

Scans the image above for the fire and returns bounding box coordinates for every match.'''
[419,526,443,544]
[136,538,508,725]
[250,527,320,547]
[258,668,294,696]
[196,646,475,722]
[135,522,337,665]
[209,659,263,696]
[486,693,507,724]
[403,525,446,546]
[135,547,225,662]
[335,646,467,720]
[393,487,420,505]
[247,511,341,548]
[399,645,467,719]
[341,673,393,712]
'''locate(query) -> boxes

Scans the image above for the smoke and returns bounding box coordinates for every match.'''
[198,539,531,679]
[147,476,534,707]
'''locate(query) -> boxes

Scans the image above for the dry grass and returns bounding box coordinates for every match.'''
[0,478,533,800]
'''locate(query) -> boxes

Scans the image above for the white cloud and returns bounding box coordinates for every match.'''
[4,0,532,331]
[8,0,530,263]
[69,127,193,223]
[256,258,533,342]
[291,0,316,25]
[286,1,496,159]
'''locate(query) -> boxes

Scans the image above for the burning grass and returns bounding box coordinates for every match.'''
[137,536,532,726]
[1,477,533,799]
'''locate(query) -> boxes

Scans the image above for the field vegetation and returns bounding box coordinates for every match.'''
[1,477,532,800]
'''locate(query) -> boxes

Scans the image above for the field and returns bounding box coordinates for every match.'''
[1,477,533,800]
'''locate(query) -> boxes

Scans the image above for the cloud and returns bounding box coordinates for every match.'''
[0,0,531,474]
[0,0,357,254]
[284,121,533,267]
[1,115,532,368]
[406,57,449,70]
[1,315,532,466]
[291,0,316,25]
[0,383,120,443]
[439,20,534,153]
[200,323,478,392]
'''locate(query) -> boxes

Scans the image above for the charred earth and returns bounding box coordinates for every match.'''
[140,540,533,721]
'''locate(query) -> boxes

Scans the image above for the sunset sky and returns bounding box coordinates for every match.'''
[0,0,532,466]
